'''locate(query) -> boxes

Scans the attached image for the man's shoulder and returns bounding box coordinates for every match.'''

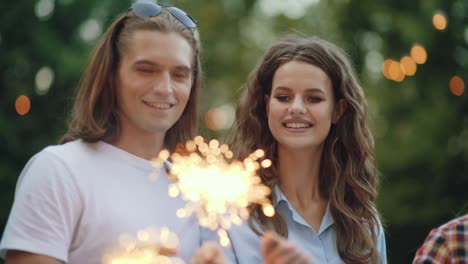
[36,140,103,167]
[430,214,468,245]
[42,140,97,157]
[436,214,468,232]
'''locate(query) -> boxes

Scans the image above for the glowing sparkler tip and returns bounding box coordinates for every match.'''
[262,204,275,217]
[176,209,186,218]
[158,149,170,160]
[185,140,196,152]
[224,151,233,159]
[194,136,204,145]
[220,144,229,153]
[164,138,274,247]
[209,139,220,149]
[106,227,182,264]
[261,159,272,168]
[168,185,179,197]
[254,149,265,158]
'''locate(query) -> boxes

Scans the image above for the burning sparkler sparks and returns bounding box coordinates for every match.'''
[153,136,275,246]
[102,226,183,264]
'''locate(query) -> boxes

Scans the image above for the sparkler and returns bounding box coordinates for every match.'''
[152,136,275,246]
[102,226,184,264]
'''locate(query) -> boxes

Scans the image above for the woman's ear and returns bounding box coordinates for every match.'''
[332,99,347,124]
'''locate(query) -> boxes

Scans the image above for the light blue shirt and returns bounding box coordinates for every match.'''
[226,185,387,264]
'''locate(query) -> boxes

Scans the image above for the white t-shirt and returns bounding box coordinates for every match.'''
[0,140,201,263]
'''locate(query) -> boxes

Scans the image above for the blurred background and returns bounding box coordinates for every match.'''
[0,0,467,263]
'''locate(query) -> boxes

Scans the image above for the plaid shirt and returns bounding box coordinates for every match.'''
[413,214,468,264]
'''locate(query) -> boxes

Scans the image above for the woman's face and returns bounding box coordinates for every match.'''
[266,60,339,152]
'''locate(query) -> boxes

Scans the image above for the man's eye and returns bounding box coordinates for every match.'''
[137,68,154,73]
[174,73,189,79]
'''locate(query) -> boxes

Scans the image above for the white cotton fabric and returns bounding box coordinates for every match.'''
[0,140,201,263]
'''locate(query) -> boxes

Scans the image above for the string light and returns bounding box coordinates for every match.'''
[449,76,465,96]
[15,95,31,116]
[432,11,447,30]
[410,44,427,64]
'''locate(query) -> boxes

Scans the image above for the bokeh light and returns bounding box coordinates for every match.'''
[382,59,393,80]
[79,19,103,43]
[410,44,427,64]
[449,75,465,96]
[35,0,55,20]
[35,66,55,95]
[204,104,235,131]
[385,59,405,82]
[15,95,31,116]
[465,27,468,45]
[365,51,384,78]
[400,56,417,76]
[432,11,447,30]
[258,0,320,19]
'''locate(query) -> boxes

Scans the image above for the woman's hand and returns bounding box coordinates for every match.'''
[261,231,313,264]
[190,241,231,264]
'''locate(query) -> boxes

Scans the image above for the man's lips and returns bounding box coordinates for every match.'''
[142,100,173,109]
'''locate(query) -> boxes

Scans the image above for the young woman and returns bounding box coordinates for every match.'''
[226,36,387,264]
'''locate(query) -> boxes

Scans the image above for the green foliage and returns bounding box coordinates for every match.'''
[0,0,466,263]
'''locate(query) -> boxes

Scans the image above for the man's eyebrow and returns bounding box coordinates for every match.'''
[133,60,160,66]
[133,60,192,72]
[174,65,192,73]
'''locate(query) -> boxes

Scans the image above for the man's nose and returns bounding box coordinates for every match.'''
[153,72,172,95]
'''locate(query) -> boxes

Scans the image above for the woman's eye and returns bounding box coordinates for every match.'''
[308,97,323,103]
[275,95,290,102]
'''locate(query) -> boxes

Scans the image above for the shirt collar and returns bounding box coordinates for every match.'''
[272,185,334,234]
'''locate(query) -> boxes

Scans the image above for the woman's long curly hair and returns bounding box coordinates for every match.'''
[227,36,382,263]
[60,9,202,152]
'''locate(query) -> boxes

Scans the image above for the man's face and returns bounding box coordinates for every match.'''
[116,30,193,142]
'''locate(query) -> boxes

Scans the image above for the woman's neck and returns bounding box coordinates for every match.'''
[276,146,329,231]
[276,146,325,207]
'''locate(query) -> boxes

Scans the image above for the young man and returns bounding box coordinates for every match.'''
[0,2,203,263]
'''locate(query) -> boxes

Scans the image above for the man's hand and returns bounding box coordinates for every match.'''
[261,231,313,264]
[190,241,231,264]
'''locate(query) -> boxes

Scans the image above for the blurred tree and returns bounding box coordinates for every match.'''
[0,0,466,263]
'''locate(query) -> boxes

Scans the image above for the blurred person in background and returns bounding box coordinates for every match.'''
[412,214,468,264]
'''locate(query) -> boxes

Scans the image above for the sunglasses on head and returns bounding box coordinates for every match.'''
[130,1,197,31]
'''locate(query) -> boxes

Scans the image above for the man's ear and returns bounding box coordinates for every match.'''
[265,95,270,115]
[332,99,347,124]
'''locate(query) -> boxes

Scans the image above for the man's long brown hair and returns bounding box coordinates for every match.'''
[227,36,382,263]
[60,10,202,152]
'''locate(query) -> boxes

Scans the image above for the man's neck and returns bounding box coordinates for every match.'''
[110,130,165,160]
